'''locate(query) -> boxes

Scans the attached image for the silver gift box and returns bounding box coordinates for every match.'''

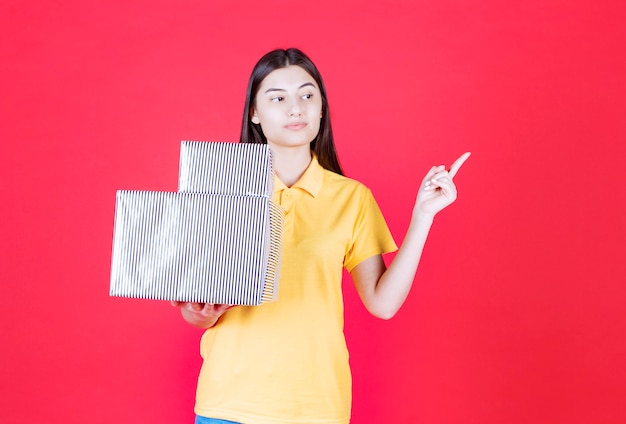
[110,142,283,305]
[179,141,274,196]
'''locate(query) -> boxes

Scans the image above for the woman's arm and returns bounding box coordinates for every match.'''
[351,152,471,319]
[171,302,234,329]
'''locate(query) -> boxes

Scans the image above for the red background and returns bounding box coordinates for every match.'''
[1,1,625,423]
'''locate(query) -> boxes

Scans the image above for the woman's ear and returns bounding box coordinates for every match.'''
[251,109,260,124]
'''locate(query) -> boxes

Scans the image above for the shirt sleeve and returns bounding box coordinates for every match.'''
[343,187,398,272]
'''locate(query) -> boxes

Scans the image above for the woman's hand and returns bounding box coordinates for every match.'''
[171,301,234,329]
[352,152,471,319]
[414,152,471,218]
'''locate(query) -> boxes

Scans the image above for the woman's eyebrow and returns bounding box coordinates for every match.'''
[264,82,316,94]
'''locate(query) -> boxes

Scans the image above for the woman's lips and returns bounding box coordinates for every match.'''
[285,122,307,130]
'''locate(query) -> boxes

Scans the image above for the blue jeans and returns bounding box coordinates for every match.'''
[195,416,241,424]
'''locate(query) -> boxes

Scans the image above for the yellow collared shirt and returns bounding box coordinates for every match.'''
[195,155,397,424]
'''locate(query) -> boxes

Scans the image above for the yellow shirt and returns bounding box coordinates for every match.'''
[195,156,397,423]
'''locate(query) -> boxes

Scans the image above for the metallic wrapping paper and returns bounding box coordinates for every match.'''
[110,142,283,305]
[178,141,274,196]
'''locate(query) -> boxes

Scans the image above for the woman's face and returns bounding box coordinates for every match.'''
[251,65,323,150]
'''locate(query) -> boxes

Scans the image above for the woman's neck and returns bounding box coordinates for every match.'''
[270,145,312,187]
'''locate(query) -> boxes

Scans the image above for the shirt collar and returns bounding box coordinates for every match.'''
[273,154,324,198]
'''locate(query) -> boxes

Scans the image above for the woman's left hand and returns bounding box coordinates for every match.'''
[414,152,471,218]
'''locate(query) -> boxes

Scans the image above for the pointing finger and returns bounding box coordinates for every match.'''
[448,152,471,178]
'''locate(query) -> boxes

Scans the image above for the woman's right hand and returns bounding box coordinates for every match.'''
[171,301,234,329]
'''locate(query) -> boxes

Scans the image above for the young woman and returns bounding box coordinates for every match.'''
[173,48,470,424]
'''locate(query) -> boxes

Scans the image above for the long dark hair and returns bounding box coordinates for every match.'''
[239,48,344,176]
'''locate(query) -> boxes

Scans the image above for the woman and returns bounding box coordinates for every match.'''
[173,48,470,424]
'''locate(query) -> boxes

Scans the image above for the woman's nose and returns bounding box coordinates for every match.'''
[288,99,302,117]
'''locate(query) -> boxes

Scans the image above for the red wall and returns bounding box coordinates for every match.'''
[1,1,625,423]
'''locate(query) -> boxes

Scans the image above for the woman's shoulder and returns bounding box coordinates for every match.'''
[322,169,372,196]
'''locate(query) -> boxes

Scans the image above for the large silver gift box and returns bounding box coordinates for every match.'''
[110,142,283,305]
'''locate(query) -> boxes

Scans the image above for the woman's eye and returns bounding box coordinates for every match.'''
[271,96,284,102]
[301,93,313,100]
